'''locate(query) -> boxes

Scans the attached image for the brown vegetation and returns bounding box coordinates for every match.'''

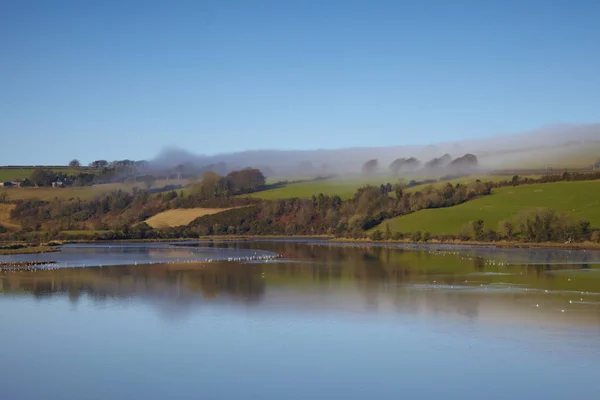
[0,203,19,230]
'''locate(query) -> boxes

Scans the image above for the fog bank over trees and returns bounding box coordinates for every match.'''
[149,124,600,177]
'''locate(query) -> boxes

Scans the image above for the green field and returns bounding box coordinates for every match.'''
[250,177,402,200]
[250,175,539,200]
[0,167,83,182]
[374,181,600,235]
[402,174,542,193]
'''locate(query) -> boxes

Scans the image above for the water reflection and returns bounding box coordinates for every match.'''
[2,241,600,400]
[1,262,265,304]
[2,241,599,326]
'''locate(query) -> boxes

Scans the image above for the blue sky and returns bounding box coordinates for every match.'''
[1,0,599,165]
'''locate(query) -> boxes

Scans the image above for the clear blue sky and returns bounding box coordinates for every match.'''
[1,0,599,165]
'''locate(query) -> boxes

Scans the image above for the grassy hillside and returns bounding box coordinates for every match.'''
[251,177,420,200]
[402,174,541,193]
[251,174,539,200]
[374,181,600,235]
[144,207,242,228]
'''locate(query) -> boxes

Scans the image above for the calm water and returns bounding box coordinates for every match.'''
[1,241,599,400]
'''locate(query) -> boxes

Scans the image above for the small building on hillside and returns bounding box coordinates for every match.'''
[52,180,65,188]
[0,182,14,188]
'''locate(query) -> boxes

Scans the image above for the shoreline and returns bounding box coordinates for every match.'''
[0,245,60,256]
[3,235,600,254]
[52,235,334,244]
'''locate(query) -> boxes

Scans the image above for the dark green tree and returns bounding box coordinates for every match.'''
[361,159,378,176]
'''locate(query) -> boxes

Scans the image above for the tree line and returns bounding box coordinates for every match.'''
[362,153,479,176]
[6,176,492,239]
[17,167,137,188]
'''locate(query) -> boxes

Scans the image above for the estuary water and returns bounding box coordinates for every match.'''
[1,240,599,400]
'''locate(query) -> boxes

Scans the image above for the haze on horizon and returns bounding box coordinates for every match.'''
[1,0,599,166]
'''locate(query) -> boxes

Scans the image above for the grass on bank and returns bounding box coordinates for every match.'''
[0,244,58,256]
[58,230,109,239]
[372,181,600,236]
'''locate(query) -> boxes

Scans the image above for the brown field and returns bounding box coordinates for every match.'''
[144,207,241,229]
[0,204,19,230]
[0,185,128,201]
[0,180,186,202]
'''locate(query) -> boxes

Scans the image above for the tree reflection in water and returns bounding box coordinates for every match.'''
[1,241,600,325]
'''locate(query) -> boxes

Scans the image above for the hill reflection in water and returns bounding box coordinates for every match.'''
[2,241,599,327]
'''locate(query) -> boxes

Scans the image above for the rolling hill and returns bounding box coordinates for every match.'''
[373,181,600,235]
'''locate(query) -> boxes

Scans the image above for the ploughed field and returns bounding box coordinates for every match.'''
[144,207,244,228]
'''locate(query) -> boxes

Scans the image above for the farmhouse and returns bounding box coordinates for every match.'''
[0,182,15,188]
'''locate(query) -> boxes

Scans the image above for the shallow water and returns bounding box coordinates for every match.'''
[1,241,599,400]
[0,242,279,268]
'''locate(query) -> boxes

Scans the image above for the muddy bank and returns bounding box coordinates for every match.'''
[0,245,59,256]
